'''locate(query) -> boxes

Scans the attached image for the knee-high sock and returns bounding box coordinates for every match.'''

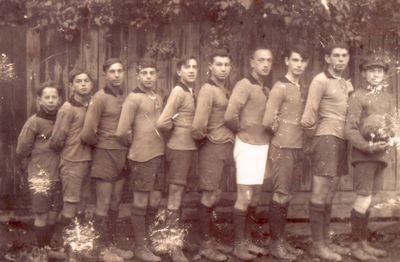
[269,200,289,241]
[233,208,247,244]
[309,202,325,242]
[132,207,147,246]
[198,203,213,241]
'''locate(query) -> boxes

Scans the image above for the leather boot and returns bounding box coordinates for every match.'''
[351,242,377,261]
[361,241,387,258]
[232,241,256,261]
[283,240,304,256]
[270,240,296,261]
[310,241,342,261]
[360,210,387,257]
[171,247,189,262]
[198,239,227,261]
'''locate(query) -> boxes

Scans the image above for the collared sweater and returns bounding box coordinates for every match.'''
[80,85,127,150]
[116,88,164,162]
[300,70,354,139]
[50,96,92,162]
[16,109,60,181]
[156,82,197,150]
[263,76,305,148]
[224,74,270,145]
[192,79,234,144]
[345,85,394,166]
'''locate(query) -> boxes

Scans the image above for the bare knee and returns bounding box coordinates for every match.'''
[272,192,292,205]
[311,176,334,204]
[353,195,372,214]
[234,185,253,211]
[34,213,49,227]
[168,184,185,210]
[201,190,221,207]
[149,190,162,208]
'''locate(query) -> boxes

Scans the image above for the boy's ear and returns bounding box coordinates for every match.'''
[324,54,331,64]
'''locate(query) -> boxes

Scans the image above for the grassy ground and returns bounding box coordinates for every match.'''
[1,212,400,261]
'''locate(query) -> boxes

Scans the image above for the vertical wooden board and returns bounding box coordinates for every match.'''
[119,27,129,95]
[395,36,400,191]
[97,28,108,89]
[155,25,172,100]
[82,29,99,91]
[26,28,40,116]
[198,21,212,92]
[381,32,397,191]
[127,27,138,91]
[63,29,83,97]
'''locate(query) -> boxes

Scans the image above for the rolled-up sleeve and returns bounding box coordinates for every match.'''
[192,86,212,140]
[81,96,103,145]
[224,83,248,132]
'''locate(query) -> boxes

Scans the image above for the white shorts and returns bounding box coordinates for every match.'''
[233,136,269,185]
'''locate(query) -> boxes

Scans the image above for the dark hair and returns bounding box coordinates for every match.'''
[36,81,62,97]
[136,57,157,73]
[176,56,198,70]
[359,50,390,72]
[209,48,232,63]
[323,41,349,56]
[249,46,273,59]
[284,44,311,61]
[68,68,93,83]
[103,58,124,72]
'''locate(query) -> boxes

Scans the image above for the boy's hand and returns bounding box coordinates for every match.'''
[369,141,389,153]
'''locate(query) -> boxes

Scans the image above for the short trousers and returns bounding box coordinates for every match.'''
[198,140,233,191]
[354,162,385,196]
[268,145,304,196]
[165,148,197,186]
[234,137,268,185]
[129,156,165,192]
[310,135,348,177]
[31,182,63,213]
[59,160,91,203]
[90,148,128,182]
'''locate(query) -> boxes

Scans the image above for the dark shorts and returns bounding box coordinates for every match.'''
[198,140,233,191]
[59,160,91,203]
[166,148,197,186]
[91,148,127,182]
[269,145,304,196]
[311,135,348,177]
[354,162,385,196]
[31,182,62,213]
[129,156,165,192]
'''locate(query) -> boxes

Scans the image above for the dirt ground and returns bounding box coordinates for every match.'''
[1,213,400,262]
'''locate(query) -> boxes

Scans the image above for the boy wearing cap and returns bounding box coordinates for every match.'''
[50,69,93,227]
[81,58,128,248]
[263,44,309,260]
[116,58,164,262]
[156,56,198,262]
[345,51,393,261]
[224,46,272,260]
[300,42,353,261]
[192,49,234,261]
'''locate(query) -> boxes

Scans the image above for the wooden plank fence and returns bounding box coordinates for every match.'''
[1,22,400,219]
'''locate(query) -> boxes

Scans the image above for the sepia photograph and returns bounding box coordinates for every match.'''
[0,0,400,261]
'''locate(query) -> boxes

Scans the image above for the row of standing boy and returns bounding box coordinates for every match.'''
[16,42,395,262]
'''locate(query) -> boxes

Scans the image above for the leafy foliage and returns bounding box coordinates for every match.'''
[1,0,400,51]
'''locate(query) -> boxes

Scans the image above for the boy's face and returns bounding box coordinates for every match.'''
[325,48,349,73]
[177,59,198,85]
[285,52,309,77]
[137,67,157,90]
[105,63,124,87]
[71,73,93,96]
[250,49,273,77]
[362,66,386,86]
[208,56,231,82]
[39,87,60,112]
